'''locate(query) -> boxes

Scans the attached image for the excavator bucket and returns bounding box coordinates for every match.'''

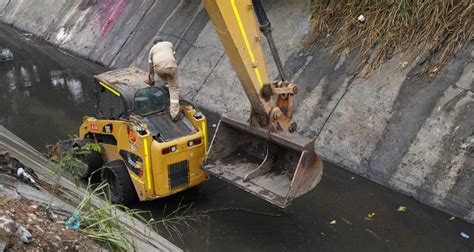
[204,116,323,208]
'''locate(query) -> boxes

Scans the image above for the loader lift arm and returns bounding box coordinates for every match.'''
[202,0,323,208]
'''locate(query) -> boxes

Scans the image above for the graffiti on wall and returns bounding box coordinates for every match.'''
[98,0,129,36]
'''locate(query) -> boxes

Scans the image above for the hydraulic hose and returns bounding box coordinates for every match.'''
[252,0,287,81]
[252,0,271,35]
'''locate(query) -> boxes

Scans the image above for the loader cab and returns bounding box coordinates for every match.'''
[93,66,172,121]
[133,87,168,116]
[95,85,127,120]
[92,67,201,144]
[95,83,169,120]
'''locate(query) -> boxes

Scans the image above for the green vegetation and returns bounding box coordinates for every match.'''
[72,181,207,251]
[81,142,101,153]
[49,150,87,180]
[73,182,141,251]
[154,199,208,241]
[306,0,473,75]
[47,138,98,180]
[47,140,207,251]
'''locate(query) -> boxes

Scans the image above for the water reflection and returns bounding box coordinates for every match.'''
[0,24,106,149]
[3,64,85,103]
[66,78,84,104]
[32,65,40,82]
[20,66,33,88]
[49,70,85,104]
[5,68,16,91]
[50,70,65,87]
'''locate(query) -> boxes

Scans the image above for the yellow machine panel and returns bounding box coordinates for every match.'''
[77,67,209,203]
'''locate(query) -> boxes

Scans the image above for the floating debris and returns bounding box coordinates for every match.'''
[22,33,33,38]
[341,217,352,225]
[449,216,455,221]
[22,33,33,41]
[329,220,337,225]
[366,229,381,239]
[397,206,407,212]
[365,212,376,221]
[460,232,470,240]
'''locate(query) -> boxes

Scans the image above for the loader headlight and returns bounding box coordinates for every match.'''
[162,145,177,155]
[187,138,202,147]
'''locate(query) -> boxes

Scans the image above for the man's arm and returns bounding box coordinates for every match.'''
[145,50,155,85]
[148,62,154,80]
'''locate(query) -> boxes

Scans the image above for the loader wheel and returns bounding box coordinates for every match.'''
[74,139,103,180]
[100,160,137,204]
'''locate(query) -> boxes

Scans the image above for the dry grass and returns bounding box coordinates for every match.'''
[305,0,474,76]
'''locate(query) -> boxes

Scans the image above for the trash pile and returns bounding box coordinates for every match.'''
[0,150,103,251]
[0,150,39,190]
[0,197,102,251]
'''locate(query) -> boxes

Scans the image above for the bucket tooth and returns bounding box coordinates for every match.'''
[204,116,323,208]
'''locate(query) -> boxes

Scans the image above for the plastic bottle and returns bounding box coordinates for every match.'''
[460,232,470,240]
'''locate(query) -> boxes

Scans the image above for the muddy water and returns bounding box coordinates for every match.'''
[0,24,107,151]
[0,23,473,251]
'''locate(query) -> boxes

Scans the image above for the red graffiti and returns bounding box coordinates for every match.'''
[98,0,129,36]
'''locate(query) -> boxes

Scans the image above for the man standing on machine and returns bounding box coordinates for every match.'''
[145,36,180,121]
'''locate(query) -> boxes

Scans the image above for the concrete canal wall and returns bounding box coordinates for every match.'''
[1,0,472,222]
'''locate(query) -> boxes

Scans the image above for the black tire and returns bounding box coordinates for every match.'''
[100,160,137,204]
[74,139,103,180]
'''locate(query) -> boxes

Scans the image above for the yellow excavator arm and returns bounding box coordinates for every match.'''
[202,0,323,208]
[203,0,272,115]
[203,0,299,131]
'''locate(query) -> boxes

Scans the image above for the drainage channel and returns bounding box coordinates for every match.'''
[0,23,472,251]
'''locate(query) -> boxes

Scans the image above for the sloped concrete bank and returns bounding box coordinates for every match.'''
[1,0,472,223]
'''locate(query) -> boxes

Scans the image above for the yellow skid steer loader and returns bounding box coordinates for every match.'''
[51,68,210,204]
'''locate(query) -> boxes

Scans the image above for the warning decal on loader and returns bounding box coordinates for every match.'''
[119,150,143,177]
